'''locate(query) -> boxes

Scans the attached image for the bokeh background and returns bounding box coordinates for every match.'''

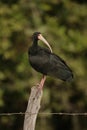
[0,0,87,130]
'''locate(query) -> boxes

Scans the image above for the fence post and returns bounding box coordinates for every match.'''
[23,86,43,130]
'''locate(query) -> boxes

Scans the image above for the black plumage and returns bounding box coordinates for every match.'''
[28,32,73,82]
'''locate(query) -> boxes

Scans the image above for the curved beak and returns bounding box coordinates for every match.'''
[38,34,52,53]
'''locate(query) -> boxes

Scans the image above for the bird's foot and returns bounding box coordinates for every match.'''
[36,83,40,87]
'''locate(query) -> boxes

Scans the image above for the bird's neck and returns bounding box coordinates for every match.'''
[29,39,38,54]
[32,38,38,47]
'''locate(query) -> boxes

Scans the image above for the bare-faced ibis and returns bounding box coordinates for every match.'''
[28,32,73,89]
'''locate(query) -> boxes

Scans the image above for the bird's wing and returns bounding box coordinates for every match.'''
[29,46,73,81]
[29,47,51,74]
[46,53,73,81]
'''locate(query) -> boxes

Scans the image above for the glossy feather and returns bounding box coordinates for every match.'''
[29,46,73,81]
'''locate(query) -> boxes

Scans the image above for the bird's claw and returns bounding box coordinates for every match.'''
[36,83,40,87]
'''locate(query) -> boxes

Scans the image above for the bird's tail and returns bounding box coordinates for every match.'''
[64,72,73,82]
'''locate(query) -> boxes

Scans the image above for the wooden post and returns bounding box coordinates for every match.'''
[23,86,43,130]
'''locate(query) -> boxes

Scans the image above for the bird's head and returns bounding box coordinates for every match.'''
[32,32,52,52]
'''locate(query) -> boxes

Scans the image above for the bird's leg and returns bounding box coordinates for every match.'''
[35,75,46,98]
[38,75,46,90]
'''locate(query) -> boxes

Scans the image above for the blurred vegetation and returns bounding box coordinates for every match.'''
[0,0,87,130]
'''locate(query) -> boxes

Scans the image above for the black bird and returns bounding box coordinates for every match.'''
[28,32,73,89]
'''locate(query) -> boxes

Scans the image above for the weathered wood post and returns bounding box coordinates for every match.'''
[23,86,43,130]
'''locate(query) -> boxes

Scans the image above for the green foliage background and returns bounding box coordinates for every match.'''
[0,0,87,130]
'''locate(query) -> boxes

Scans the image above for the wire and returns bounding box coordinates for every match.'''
[0,112,87,116]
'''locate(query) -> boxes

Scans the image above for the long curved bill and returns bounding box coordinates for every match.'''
[38,34,52,53]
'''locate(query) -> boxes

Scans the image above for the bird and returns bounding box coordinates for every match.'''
[28,32,73,89]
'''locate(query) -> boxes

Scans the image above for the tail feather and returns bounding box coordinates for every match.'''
[64,72,73,82]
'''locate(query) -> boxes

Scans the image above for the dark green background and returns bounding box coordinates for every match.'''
[0,0,87,130]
